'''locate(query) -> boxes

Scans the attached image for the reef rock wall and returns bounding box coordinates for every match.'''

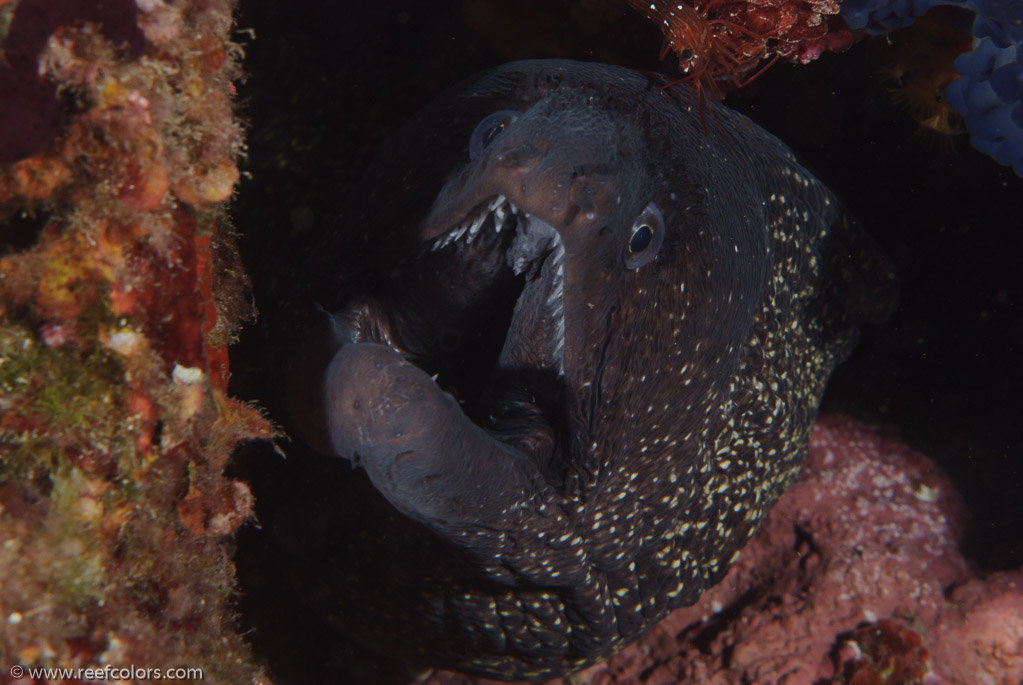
[0,0,271,682]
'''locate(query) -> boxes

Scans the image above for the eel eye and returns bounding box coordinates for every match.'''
[630,224,653,252]
[679,48,694,62]
[625,201,665,270]
[469,110,520,160]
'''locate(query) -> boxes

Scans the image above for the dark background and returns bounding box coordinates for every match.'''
[228,0,1022,679]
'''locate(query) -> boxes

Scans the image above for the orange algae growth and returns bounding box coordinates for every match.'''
[882,7,972,142]
[0,0,272,682]
[628,0,861,100]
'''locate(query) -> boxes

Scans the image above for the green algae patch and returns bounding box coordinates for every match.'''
[0,323,135,482]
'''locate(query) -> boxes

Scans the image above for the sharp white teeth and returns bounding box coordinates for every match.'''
[498,199,519,232]
[548,241,566,375]
[546,283,563,307]
[468,210,487,241]
[429,196,521,251]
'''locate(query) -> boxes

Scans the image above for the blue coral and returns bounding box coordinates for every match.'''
[946,39,1023,174]
[971,0,1023,48]
[841,0,1023,176]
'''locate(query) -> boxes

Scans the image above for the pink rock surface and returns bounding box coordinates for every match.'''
[422,414,1023,685]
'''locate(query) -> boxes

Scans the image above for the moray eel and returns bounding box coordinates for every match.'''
[285,59,894,680]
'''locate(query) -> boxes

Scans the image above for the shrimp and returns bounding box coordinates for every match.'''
[629,0,791,103]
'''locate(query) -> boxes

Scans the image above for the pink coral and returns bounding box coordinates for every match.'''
[421,414,1023,684]
[930,572,1023,684]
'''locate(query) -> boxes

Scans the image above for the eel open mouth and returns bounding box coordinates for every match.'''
[390,193,568,423]
[317,193,575,516]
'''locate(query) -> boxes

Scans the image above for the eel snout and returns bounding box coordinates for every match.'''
[324,342,539,528]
